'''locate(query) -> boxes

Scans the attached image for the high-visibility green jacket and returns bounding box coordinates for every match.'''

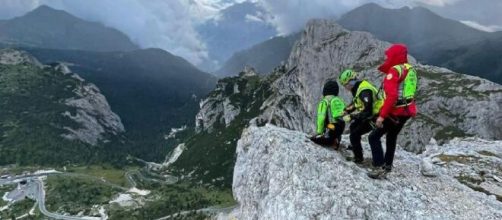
[316,95,345,135]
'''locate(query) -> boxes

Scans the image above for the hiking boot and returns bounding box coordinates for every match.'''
[367,166,388,179]
[354,157,364,164]
[383,164,392,172]
[331,139,341,151]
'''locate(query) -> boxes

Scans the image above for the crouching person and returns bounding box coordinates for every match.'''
[310,80,346,150]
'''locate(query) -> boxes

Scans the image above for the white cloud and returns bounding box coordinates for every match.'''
[0,0,210,65]
[245,14,264,23]
[0,0,499,65]
[461,20,502,32]
[418,0,461,7]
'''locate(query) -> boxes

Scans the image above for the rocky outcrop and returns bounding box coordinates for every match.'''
[48,62,125,145]
[195,81,241,133]
[62,81,125,145]
[195,66,266,133]
[229,124,502,219]
[0,48,124,146]
[254,19,502,152]
[0,48,42,67]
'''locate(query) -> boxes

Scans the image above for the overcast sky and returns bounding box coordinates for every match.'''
[0,0,500,65]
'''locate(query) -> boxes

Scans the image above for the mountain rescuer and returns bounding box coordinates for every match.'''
[339,69,383,164]
[367,44,418,179]
[310,80,346,150]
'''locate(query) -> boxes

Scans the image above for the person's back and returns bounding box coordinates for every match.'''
[310,80,346,149]
[368,44,418,179]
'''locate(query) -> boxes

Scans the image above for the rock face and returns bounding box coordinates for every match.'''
[55,62,124,145]
[0,48,124,146]
[195,66,266,133]
[0,48,42,67]
[62,80,125,145]
[229,124,502,219]
[195,80,241,133]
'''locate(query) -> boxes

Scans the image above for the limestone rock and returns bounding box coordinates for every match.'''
[230,125,502,219]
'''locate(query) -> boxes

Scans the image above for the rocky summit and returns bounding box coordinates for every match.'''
[224,124,502,220]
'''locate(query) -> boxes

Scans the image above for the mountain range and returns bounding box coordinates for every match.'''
[217,3,502,84]
[0,6,217,165]
[1,3,502,218]
[0,5,138,52]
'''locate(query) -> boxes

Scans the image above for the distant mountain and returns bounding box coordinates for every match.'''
[196,1,277,72]
[0,5,138,52]
[339,3,487,53]
[338,3,502,84]
[0,5,217,164]
[23,47,217,162]
[429,32,502,82]
[217,33,300,76]
[0,49,125,165]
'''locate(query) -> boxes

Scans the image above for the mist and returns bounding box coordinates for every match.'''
[0,0,500,65]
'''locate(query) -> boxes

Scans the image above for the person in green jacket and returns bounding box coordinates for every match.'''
[310,80,346,150]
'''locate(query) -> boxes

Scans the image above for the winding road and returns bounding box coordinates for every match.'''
[33,179,100,220]
[2,173,104,220]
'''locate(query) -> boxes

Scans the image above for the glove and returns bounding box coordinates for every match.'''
[344,105,355,114]
[342,114,351,122]
[327,123,335,130]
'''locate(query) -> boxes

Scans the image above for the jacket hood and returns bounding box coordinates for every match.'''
[323,80,339,96]
[378,44,408,73]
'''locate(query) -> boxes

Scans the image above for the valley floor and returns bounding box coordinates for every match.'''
[0,165,235,220]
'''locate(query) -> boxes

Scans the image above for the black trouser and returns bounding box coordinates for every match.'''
[311,121,345,146]
[368,116,409,167]
[349,119,374,161]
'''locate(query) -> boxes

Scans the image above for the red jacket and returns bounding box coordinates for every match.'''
[377,44,417,118]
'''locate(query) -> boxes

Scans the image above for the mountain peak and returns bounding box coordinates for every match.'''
[357,2,385,10]
[26,5,73,19]
[349,3,434,16]
[0,5,139,52]
[32,5,57,12]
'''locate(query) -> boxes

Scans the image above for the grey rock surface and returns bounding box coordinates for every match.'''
[423,137,502,203]
[229,124,502,220]
[0,48,42,67]
[195,82,241,133]
[62,81,125,145]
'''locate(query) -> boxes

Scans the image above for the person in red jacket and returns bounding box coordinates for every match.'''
[368,44,418,179]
